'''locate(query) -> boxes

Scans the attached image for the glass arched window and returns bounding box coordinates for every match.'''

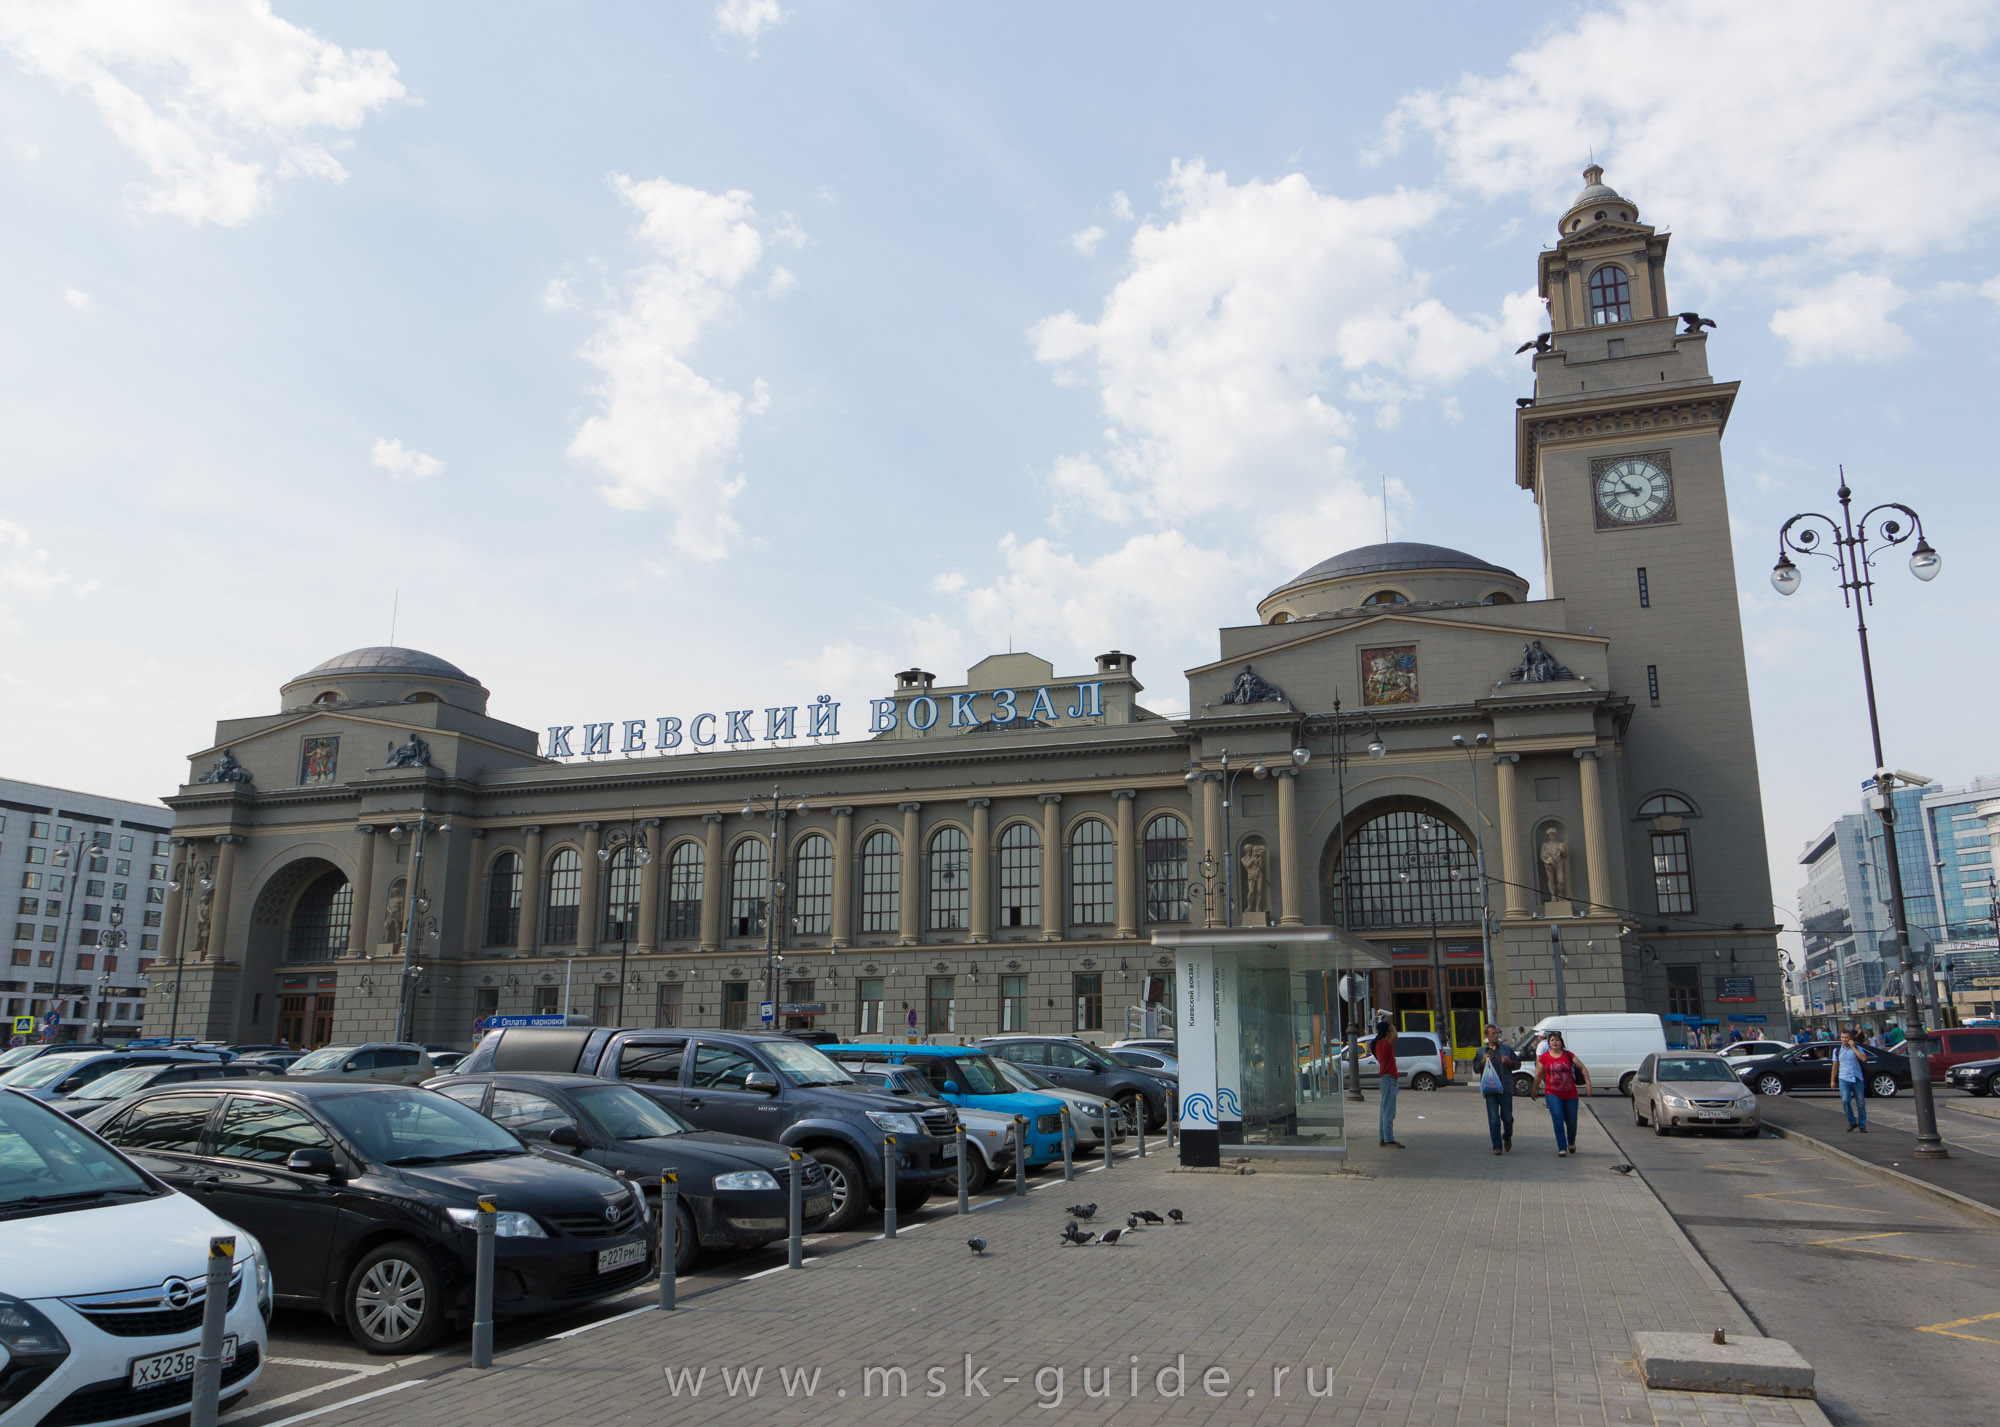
[603,845,643,943]
[1481,591,1515,605]
[928,827,970,932]
[665,842,703,940]
[544,848,582,944]
[997,823,1041,928]
[484,851,521,948]
[1589,265,1632,325]
[1069,819,1115,926]
[1335,810,1481,928]
[1144,814,1189,923]
[729,840,768,938]
[1361,590,1409,607]
[1637,792,1697,818]
[286,870,351,962]
[794,833,833,935]
[860,831,900,933]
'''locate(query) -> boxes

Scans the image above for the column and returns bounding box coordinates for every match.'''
[207,834,242,963]
[160,837,188,964]
[1574,749,1612,913]
[345,826,377,956]
[898,803,922,945]
[699,814,724,952]
[968,798,992,943]
[635,819,662,954]
[576,822,603,953]
[516,826,543,955]
[1494,754,1529,918]
[1113,790,1138,939]
[1276,769,1303,926]
[830,807,855,948]
[460,828,487,956]
[1039,794,1062,940]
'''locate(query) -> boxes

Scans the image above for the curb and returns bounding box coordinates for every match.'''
[1763,1121,2000,1226]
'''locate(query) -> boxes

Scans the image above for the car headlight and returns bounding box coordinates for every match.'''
[628,1182,651,1222]
[0,1295,69,1405]
[1659,1093,1689,1108]
[240,1237,273,1316]
[446,1206,548,1237]
[712,1170,781,1192]
[866,1111,923,1135]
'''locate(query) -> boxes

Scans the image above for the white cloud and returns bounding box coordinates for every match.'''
[1769,272,1914,364]
[1067,225,1105,256]
[0,520,74,631]
[370,437,442,480]
[714,0,787,51]
[1982,274,2000,310]
[1108,191,1132,222]
[62,286,92,311]
[0,0,406,225]
[563,173,792,559]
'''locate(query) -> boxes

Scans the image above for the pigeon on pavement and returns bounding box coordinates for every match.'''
[1131,1210,1164,1224]
[1166,1209,1186,1225]
[1610,1164,1635,1175]
[1126,1214,1140,1231]
[1098,1227,1127,1245]
[967,1237,987,1255]
[1059,1222,1094,1246]
[1064,1203,1098,1221]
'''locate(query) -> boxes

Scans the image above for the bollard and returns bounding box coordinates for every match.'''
[956,1123,969,1214]
[1061,1106,1075,1182]
[788,1150,804,1270]
[658,1171,678,1310]
[471,1196,496,1367]
[1013,1115,1028,1196]
[188,1235,234,1427]
[1104,1104,1115,1173]
[882,1136,898,1239]
[1169,1089,1179,1147]
[1136,1099,1146,1158]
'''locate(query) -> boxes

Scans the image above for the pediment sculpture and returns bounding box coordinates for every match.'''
[1505,640,1575,684]
[385,734,432,768]
[1220,665,1286,706]
[196,749,253,784]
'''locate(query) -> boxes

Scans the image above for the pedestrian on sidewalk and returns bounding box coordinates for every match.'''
[1372,1019,1404,1147]
[1532,1029,1592,1157]
[1473,1026,1520,1154]
[1833,1028,1869,1132]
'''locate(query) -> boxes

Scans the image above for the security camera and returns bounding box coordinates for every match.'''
[1878,767,1933,788]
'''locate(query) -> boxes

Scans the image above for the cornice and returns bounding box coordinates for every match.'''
[1514,381,1739,491]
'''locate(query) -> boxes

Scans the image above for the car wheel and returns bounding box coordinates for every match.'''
[962,1151,992,1195]
[894,1180,932,1215]
[1512,1074,1535,1097]
[1618,1073,1637,1099]
[671,1200,699,1275]
[1410,1071,1439,1092]
[1633,1099,1648,1127]
[1870,1074,1899,1099]
[1116,1092,1144,1134]
[1756,1074,1785,1097]
[345,1241,446,1354]
[808,1146,867,1233]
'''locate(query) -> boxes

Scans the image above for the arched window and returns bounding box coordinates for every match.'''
[1637,792,1698,818]
[402,691,440,704]
[997,823,1041,928]
[860,831,900,933]
[544,848,582,944]
[484,852,521,948]
[603,845,644,943]
[729,840,769,938]
[286,870,351,962]
[312,690,342,705]
[928,827,970,931]
[1070,819,1115,926]
[793,833,833,935]
[1268,611,1292,624]
[1144,814,1189,923]
[1481,591,1515,605]
[1361,590,1409,607]
[1589,265,1632,325]
[1335,810,1481,928]
[665,842,704,940]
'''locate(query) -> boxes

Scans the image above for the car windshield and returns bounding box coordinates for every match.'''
[930,1054,1007,1095]
[1112,1050,1162,1068]
[573,1084,692,1139]
[4,1054,95,1090]
[317,1089,526,1165]
[1657,1058,1739,1082]
[290,1046,358,1074]
[762,1040,854,1088]
[0,1045,44,1070]
[1075,1044,1123,1072]
[0,1092,157,1214]
[995,1060,1061,1092]
[71,1066,162,1102]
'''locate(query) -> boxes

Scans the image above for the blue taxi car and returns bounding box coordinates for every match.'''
[837,1046,1068,1167]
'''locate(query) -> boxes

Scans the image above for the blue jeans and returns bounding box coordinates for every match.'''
[1840,1078,1866,1128]
[1544,1094,1579,1151]
[1379,1076,1399,1143]
[1484,1092,1514,1149]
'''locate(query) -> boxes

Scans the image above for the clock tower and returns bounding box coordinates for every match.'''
[1514,166,1780,1013]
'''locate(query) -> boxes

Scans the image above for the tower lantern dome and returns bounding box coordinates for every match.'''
[1558,164,1639,238]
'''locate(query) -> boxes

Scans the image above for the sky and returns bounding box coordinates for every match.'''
[3,0,1998,948]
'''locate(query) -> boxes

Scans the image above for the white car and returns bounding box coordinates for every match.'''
[1719,1039,1794,1068]
[1350,1031,1451,1091]
[0,1088,271,1425]
[989,1057,1127,1148]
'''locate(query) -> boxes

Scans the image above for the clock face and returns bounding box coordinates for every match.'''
[1593,455,1674,526]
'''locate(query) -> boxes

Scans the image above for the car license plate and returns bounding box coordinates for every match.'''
[597,1241,647,1273]
[130,1336,236,1390]
[1696,1110,1731,1120]
[940,1141,957,1160]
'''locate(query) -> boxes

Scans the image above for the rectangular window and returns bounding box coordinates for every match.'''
[12,922,32,941]
[656,982,682,1028]
[1651,830,1695,914]
[88,855,107,874]
[43,899,60,917]
[76,953,95,971]
[119,835,133,852]
[1073,972,1104,1032]
[593,984,620,1027]
[83,904,102,922]
[154,839,169,856]
[722,982,748,1030]
[1666,964,1701,1018]
[925,976,955,1034]
[40,926,57,943]
[1636,567,1650,607]
[115,858,130,876]
[1000,974,1027,1032]
[151,863,167,881]
[145,886,164,904]
[85,880,105,898]
[26,848,44,865]
[112,884,128,901]
[140,934,158,951]
[143,910,161,928]
[534,984,559,1014]
[475,987,501,1024]
[16,899,36,916]
[1647,664,1660,705]
[782,978,816,1031]
[20,873,39,890]
[80,929,98,946]
[857,977,885,1034]
[29,821,47,839]
[792,837,833,935]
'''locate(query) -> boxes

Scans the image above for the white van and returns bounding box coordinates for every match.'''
[1516,1014,1668,1098]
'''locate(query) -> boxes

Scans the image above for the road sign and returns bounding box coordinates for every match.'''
[10,1015,36,1036]
[45,1013,60,1028]
[474,1015,569,1032]
[6,1034,23,1048]
[906,1008,918,1029]
[759,1002,775,1025]
[778,1002,826,1016]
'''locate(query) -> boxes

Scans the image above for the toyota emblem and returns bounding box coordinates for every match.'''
[604,1204,620,1223]
[162,1277,193,1310]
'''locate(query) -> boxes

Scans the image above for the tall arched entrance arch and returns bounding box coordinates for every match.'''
[246,855,350,1048]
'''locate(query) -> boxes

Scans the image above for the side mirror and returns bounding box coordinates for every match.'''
[942,1080,961,1095]
[59,1076,86,1094]
[286,1147,339,1177]
[343,1060,361,1073]
[743,1071,780,1095]
[547,1124,589,1150]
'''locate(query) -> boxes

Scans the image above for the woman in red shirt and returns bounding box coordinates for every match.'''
[1530,1030,1593,1156]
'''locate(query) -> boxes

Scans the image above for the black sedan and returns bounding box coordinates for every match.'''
[1946,1056,2000,1096]
[1735,1041,1910,1099]
[427,1072,834,1271]
[46,1057,276,1115]
[79,1080,654,1353]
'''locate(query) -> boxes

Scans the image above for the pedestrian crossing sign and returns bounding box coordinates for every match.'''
[10,1015,36,1035]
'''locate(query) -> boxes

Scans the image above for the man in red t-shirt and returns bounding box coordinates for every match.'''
[1371,1019,1403,1147]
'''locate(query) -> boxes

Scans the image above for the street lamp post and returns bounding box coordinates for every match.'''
[40,833,108,1040]
[1450,733,1500,1027]
[165,853,214,1041]
[742,788,809,1026]
[90,909,126,1042]
[1395,816,1463,1051]
[389,811,451,1044]
[1772,470,1947,1159]
[596,814,652,1026]
[1316,697,1386,1101]
[1182,747,1312,928]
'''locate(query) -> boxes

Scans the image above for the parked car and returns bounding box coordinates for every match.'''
[1108,1038,1177,1057]
[0,1089,273,1425]
[427,1051,467,1074]
[48,1059,276,1116]
[1,1048,225,1101]
[0,1040,112,1073]
[80,1080,654,1353]
[427,1071,832,1271]
[234,1051,307,1074]
[1719,1039,1793,1068]
[1919,1026,2000,1077]
[836,1046,1067,1170]
[978,1035,1173,1131]
[1351,1031,1451,1092]
[988,1056,1126,1150]
[1516,1014,1667,1097]
[1735,1041,1911,1098]
[1945,1056,2000,1097]
[458,1025,958,1231]
[284,1043,437,1085]
[783,1029,843,1047]
[1109,1047,1180,1077]
[1630,1052,1762,1137]
[839,1063,1016,1192]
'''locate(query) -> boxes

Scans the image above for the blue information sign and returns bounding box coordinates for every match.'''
[1726,1014,1769,1024]
[475,1015,569,1031]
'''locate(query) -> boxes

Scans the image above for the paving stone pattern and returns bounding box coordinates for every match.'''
[310,1092,1829,1427]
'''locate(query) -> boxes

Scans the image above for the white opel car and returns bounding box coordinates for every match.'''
[0,1089,270,1425]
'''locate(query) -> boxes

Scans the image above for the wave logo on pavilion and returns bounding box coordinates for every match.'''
[1179,1093,1217,1126]
[1216,1087,1241,1119]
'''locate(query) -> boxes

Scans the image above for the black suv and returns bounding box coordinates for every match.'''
[979,1035,1173,1131]
[459,1027,957,1231]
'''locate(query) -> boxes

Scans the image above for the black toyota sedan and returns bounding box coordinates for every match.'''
[1735,1041,1911,1098]
[78,1081,654,1353]
[426,1071,834,1271]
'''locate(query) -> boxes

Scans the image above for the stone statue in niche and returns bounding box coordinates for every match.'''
[385,734,431,768]
[384,887,406,948]
[1220,665,1286,706]
[197,749,253,784]
[1240,840,1270,915]
[1539,827,1571,903]
[1507,641,1575,683]
[192,887,214,955]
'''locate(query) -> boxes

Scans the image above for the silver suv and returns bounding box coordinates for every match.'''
[285,1042,436,1085]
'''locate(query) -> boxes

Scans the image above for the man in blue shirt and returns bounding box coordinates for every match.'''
[1831,1028,1869,1132]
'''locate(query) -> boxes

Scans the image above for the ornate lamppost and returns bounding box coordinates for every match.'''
[165,852,214,1041]
[1182,747,1311,926]
[596,813,652,1026]
[742,788,809,1026]
[388,810,451,1043]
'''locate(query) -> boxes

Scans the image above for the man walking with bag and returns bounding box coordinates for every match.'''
[1473,1025,1520,1155]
